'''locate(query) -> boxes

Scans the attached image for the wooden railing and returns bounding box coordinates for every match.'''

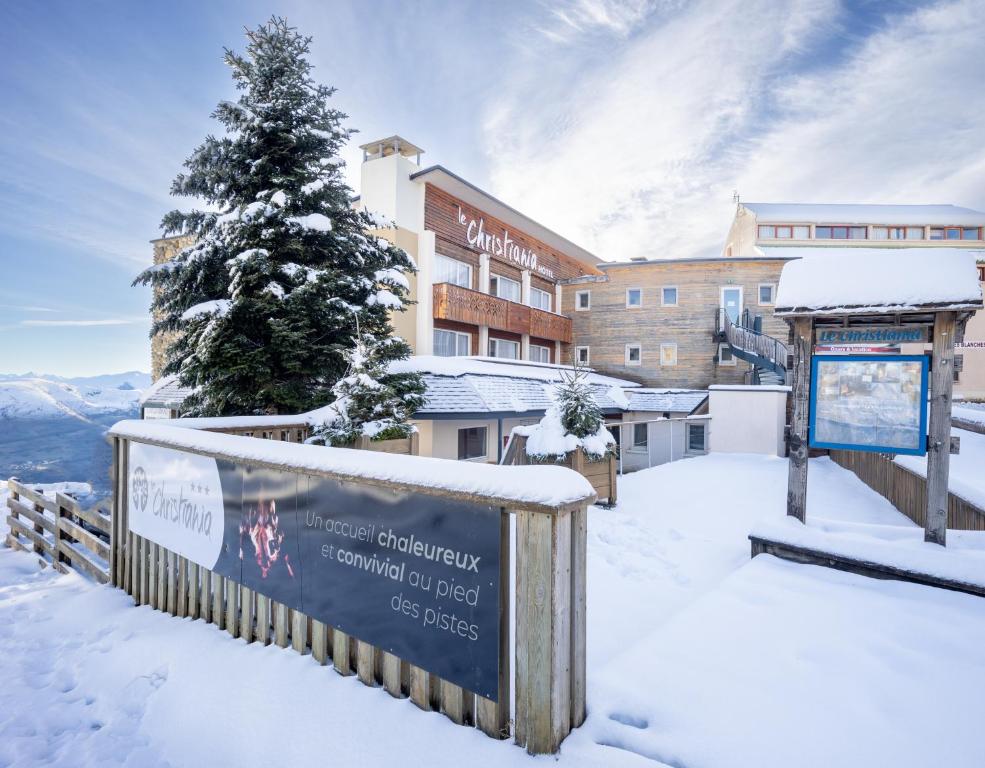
[5,478,112,583]
[830,449,985,531]
[433,282,572,343]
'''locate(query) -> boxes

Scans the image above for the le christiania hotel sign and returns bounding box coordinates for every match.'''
[457,206,555,280]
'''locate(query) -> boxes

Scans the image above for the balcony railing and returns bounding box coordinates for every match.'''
[433,282,573,343]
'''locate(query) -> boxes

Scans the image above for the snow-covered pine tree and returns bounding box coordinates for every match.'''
[135,17,417,415]
[310,333,426,446]
[556,364,606,439]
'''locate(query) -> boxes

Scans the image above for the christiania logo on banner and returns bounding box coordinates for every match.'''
[128,442,226,569]
[457,206,555,280]
[815,327,927,345]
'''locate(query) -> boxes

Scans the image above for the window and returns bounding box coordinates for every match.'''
[529,344,551,363]
[625,344,641,366]
[963,227,981,240]
[433,329,470,357]
[760,225,810,239]
[488,338,520,359]
[661,286,678,306]
[718,343,735,366]
[758,283,775,306]
[626,288,642,308]
[872,226,925,241]
[632,423,648,450]
[946,228,962,240]
[929,228,944,240]
[815,226,866,240]
[434,254,472,288]
[687,423,706,452]
[530,286,552,311]
[575,346,590,365]
[758,225,775,239]
[793,225,810,239]
[659,343,677,366]
[457,427,487,461]
[575,289,591,311]
[490,274,521,302]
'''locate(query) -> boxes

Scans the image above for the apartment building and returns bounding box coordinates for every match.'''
[725,202,985,399]
[562,255,793,387]
[358,136,602,364]
[724,202,985,256]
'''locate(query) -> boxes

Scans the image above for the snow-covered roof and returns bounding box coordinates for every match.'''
[392,356,642,417]
[416,373,627,416]
[390,356,639,389]
[140,375,197,408]
[744,203,985,226]
[624,389,708,414]
[774,248,984,316]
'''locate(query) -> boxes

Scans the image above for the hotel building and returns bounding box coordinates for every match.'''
[357,136,603,366]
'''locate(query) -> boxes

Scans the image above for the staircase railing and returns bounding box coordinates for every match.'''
[718,308,789,377]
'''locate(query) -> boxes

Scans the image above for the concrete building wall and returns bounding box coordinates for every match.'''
[707,385,788,456]
[955,272,985,401]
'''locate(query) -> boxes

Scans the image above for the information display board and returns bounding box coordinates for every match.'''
[809,354,929,455]
[127,442,502,699]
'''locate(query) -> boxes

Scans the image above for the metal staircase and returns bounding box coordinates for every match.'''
[717,308,789,385]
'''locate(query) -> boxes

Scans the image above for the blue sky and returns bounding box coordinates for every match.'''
[1,0,983,376]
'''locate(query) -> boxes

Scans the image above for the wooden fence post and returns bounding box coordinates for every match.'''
[786,316,813,523]
[926,311,956,546]
[514,502,587,754]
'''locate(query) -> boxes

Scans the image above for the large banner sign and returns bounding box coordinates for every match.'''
[809,354,929,455]
[127,443,502,699]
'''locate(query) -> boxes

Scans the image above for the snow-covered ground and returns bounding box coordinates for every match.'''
[2,454,984,767]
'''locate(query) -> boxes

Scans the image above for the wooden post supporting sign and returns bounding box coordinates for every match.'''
[925,311,956,546]
[786,316,813,522]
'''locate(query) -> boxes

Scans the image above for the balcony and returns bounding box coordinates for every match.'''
[433,282,573,344]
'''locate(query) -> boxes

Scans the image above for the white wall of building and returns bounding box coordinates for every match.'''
[359,153,424,234]
[613,412,709,472]
[707,385,788,456]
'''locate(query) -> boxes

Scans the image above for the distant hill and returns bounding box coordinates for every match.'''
[0,377,145,420]
[0,372,150,496]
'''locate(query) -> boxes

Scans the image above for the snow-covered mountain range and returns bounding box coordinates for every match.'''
[0,372,150,420]
[0,371,150,495]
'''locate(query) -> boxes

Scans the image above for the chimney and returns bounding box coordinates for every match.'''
[359,135,424,166]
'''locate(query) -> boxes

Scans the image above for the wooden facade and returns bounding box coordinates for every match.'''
[424,184,599,284]
[563,258,790,387]
[433,283,573,344]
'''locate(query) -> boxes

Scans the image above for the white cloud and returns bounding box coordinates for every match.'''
[484,0,985,261]
[536,0,667,43]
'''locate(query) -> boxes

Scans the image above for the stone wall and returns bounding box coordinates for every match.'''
[149,235,194,381]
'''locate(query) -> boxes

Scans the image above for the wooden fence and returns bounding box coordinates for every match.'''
[108,426,591,755]
[5,478,112,582]
[830,449,985,531]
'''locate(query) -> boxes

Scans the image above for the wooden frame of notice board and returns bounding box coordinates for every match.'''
[808,354,929,456]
